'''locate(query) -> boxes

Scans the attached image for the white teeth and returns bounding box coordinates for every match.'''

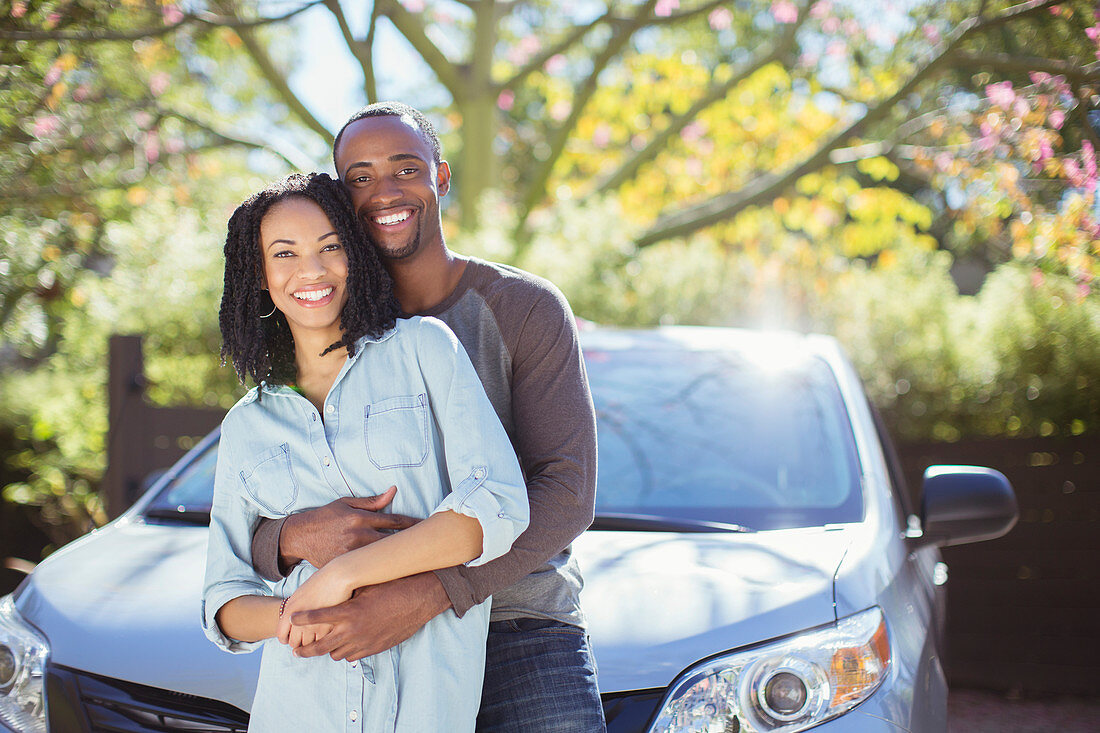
[373,210,411,226]
[294,287,333,302]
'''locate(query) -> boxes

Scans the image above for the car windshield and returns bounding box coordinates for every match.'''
[586,340,862,530]
[145,336,863,531]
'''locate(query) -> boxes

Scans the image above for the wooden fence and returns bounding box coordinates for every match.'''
[898,436,1099,695]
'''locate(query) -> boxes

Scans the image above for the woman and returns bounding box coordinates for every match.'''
[202,172,528,731]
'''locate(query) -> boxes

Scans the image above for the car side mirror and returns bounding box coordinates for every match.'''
[909,465,1018,548]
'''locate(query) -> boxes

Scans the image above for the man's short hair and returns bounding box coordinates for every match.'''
[332,102,442,174]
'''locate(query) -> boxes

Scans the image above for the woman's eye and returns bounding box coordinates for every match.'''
[272,250,294,258]
[322,242,342,252]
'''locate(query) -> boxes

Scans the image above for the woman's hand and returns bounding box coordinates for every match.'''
[276,566,353,648]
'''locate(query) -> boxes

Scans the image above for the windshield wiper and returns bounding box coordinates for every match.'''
[590,513,754,533]
[143,507,211,525]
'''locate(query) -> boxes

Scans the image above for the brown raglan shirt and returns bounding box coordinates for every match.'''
[250,257,597,625]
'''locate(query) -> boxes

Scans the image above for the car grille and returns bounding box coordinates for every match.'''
[46,663,249,733]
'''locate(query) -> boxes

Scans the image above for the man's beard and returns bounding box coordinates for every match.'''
[372,217,422,261]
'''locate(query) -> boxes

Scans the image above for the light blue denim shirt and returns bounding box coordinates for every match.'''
[202,316,529,732]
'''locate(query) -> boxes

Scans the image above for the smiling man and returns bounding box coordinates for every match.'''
[249,102,605,732]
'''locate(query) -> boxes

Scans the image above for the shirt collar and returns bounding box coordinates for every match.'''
[257,323,398,396]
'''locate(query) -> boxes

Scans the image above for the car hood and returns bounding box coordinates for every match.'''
[14,519,261,711]
[14,520,852,709]
[573,527,851,692]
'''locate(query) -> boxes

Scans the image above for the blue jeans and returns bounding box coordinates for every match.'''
[477,618,607,732]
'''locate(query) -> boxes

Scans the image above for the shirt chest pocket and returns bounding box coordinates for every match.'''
[364,393,430,470]
[239,442,299,516]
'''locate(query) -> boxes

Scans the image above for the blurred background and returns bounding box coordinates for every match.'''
[1,0,1098,712]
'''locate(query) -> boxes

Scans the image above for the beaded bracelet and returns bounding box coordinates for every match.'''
[279,597,289,617]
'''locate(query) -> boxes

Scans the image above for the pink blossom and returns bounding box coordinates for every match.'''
[680,121,706,142]
[935,152,953,172]
[496,90,514,111]
[508,35,540,65]
[149,72,170,96]
[1077,282,1091,300]
[771,1,799,24]
[11,2,26,18]
[550,100,571,122]
[73,84,90,102]
[985,81,1015,109]
[1013,97,1030,118]
[1049,109,1065,129]
[144,133,160,164]
[810,1,832,19]
[921,24,941,44]
[1085,25,1099,42]
[822,16,840,33]
[1083,140,1097,186]
[544,54,567,75]
[165,137,185,154]
[1029,72,1051,85]
[592,123,611,148]
[401,0,425,11]
[43,66,62,86]
[161,4,184,25]
[46,12,60,25]
[1030,269,1045,289]
[708,7,733,31]
[134,111,154,128]
[826,40,846,57]
[32,115,60,139]
[655,0,679,17]
[842,18,860,36]
[1037,137,1054,164]
[1064,158,1085,188]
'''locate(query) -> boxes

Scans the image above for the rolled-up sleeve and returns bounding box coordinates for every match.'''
[418,318,529,567]
[202,424,273,654]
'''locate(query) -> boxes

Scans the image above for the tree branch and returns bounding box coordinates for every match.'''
[323,0,376,104]
[607,0,729,27]
[634,0,1065,248]
[0,1,325,42]
[161,109,309,169]
[514,0,659,248]
[949,51,1100,84]
[377,0,465,99]
[498,17,605,92]
[218,2,335,144]
[596,3,808,194]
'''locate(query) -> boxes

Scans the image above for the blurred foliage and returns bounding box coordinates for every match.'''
[1,0,1098,543]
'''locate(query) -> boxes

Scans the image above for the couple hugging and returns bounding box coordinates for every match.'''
[200,101,606,732]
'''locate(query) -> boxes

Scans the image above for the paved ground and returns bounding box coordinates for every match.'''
[949,688,1100,732]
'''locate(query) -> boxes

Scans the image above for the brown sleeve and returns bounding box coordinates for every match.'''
[433,283,597,617]
[250,515,289,582]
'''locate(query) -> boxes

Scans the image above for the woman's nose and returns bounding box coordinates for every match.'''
[297,252,326,278]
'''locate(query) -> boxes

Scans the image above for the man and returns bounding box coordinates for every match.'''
[250,101,606,732]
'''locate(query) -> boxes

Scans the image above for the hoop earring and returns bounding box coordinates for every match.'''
[259,290,277,319]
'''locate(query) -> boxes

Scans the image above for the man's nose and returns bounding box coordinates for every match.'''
[369,175,401,205]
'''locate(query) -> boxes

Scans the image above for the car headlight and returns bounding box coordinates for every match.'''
[0,595,48,733]
[648,606,890,733]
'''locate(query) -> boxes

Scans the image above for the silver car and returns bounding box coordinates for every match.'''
[0,326,1016,732]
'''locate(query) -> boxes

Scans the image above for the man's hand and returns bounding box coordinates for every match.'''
[280,486,420,570]
[289,572,451,661]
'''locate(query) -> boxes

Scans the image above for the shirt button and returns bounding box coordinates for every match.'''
[323,456,331,466]
[325,404,335,414]
[350,661,357,668]
[474,468,486,479]
[349,710,358,722]
[497,512,506,519]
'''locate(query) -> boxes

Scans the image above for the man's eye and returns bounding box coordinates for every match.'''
[350,175,370,184]
[398,167,418,176]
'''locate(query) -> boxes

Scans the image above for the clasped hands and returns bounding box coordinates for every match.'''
[272,486,420,654]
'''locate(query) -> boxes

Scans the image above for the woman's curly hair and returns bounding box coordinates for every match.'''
[219,172,399,388]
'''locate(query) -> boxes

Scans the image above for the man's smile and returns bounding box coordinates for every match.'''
[372,208,415,226]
